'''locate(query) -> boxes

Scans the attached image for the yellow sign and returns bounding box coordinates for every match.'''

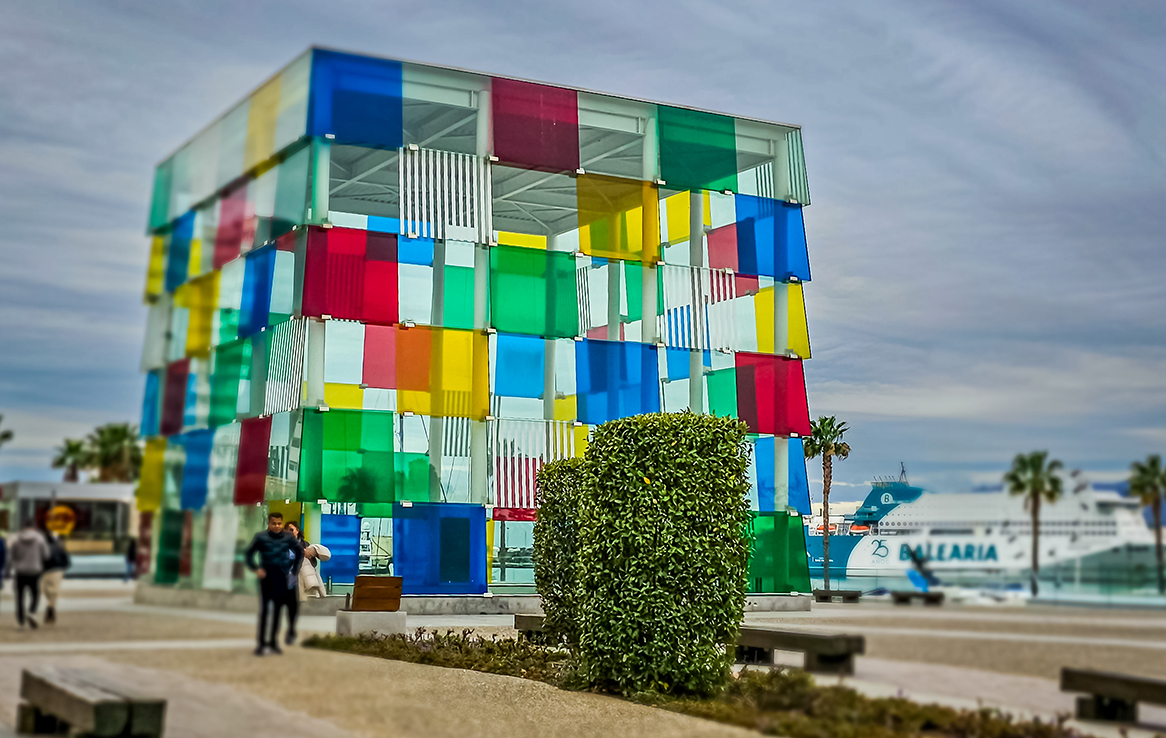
[46,505,75,536]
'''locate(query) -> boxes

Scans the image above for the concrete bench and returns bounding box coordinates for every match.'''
[1061,668,1166,723]
[891,590,944,606]
[813,589,861,604]
[17,667,166,737]
[513,615,865,676]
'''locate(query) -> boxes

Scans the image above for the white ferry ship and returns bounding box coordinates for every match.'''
[805,470,1160,593]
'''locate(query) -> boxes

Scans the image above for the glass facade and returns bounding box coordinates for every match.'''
[138,48,815,595]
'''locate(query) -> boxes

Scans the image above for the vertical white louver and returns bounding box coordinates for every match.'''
[658,264,736,353]
[264,318,306,415]
[399,146,492,243]
[488,419,576,510]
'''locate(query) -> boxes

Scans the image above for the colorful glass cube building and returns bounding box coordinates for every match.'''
[137,48,815,596]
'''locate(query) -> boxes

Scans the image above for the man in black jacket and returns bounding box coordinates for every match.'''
[245,512,303,655]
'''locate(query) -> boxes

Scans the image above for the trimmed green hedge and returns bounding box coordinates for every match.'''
[532,457,585,645]
[576,412,752,696]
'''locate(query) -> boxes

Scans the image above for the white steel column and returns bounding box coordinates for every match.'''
[687,191,704,412]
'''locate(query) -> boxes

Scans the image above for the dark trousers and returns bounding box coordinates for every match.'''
[286,596,299,637]
[15,573,41,625]
[257,575,292,648]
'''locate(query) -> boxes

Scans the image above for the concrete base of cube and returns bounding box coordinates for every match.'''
[335,610,408,637]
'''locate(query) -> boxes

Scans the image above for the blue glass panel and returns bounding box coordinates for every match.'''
[575,339,660,425]
[367,216,400,234]
[141,370,161,438]
[392,502,487,595]
[238,246,276,338]
[182,370,198,429]
[397,235,434,266]
[664,347,712,381]
[164,211,195,291]
[495,333,544,398]
[734,195,810,281]
[755,436,775,512]
[308,50,403,149]
[319,514,361,585]
[178,430,214,510]
[789,437,811,515]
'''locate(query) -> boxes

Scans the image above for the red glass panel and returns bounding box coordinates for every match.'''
[362,231,398,324]
[363,324,397,388]
[734,353,810,436]
[492,78,579,173]
[302,226,398,325]
[160,359,190,436]
[214,185,247,268]
[234,415,273,505]
[708,224,738,271]
[493,508,537,522]
[735,274,760,296]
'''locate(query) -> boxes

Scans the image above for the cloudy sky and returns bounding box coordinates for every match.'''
[0,0,1163,501]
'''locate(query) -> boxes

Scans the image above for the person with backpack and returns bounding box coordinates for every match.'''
[40,527,71,624]
[2,519,50,628]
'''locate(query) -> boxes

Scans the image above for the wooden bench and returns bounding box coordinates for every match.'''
[349,575,403,612]
[1061,668,1166,723]
[17,667,166,737]
[891,590,944,606]
[513,615,865,676]
[813,589,861,604]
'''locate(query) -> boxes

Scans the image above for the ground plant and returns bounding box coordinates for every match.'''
[575,412,753,697]
[305,635,1090,738]
[532,457,585,645]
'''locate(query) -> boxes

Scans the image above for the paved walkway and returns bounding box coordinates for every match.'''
[2,581,1165,737]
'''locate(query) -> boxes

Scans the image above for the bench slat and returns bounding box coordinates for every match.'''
[737,627,865,656]
[1062,668,1166,706]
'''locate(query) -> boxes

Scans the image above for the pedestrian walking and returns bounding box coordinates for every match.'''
[2,520,50,629]
[40,528,70,624]
[124,538,138,582]
[283,522,331,645]
[244,512,302,655]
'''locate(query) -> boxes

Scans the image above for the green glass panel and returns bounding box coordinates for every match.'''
[443,265,476,330]
[209,339,250,427]
[297,409,395,503]
[489,245,578,338]
[273,144,311,238]
[622,262,665,323]
[359,503,395,517]
[706,367,737,418]
[395,452,431,502]
[154,509,184,585]
[658,106,738,193]
[149,159,174,232]
[747,512,811,594]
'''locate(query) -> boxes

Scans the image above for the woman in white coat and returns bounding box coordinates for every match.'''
[283,522,330,644]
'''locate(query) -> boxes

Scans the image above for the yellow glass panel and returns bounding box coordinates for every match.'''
[267,500,302,521]
[144,236,166,302]
[553,394,576,422]
[244,75,282,172]
[577,174,660,263]
[788,282,811,359]
[572,424,589,457]
[662,191,712,246]
[186,238,202,279]
[324,383,364,410]
[398,328,490,419]
[137,438,167,512]
[753,283,811,359]
[177,272,220,358]
[497,231,547,250]
[485,519,495,583]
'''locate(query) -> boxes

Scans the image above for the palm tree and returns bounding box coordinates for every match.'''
[52,439,91,482]
[86,423,142,482]
[803,416,851,591]
[1004,451,1063,597]
[1129,454,1165,595]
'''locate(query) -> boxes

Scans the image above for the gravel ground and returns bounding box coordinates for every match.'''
[102,646,754,738]
[0,609,255,644]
